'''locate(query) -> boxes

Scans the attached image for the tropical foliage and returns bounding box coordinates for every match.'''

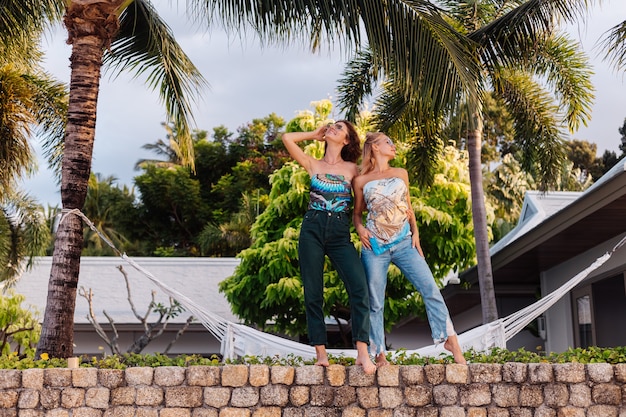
[219,112,478,343]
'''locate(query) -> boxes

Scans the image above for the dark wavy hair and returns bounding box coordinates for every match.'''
[324,119,361,163]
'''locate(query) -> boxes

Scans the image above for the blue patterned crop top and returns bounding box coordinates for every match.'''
[308,174,352,213]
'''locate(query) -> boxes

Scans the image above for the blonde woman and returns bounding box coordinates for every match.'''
[282,121,376,374]
[352,132,466,366]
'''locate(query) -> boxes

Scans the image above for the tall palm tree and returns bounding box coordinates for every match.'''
[13,0,481,358]
[337,0,596,323]
[0,2,67,286]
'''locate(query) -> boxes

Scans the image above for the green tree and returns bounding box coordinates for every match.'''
[0,291,41,357]
[220,109,476,341]
[32,0,206,357]
[0,191,51,286]
[337,0,595,324]
[134,165,208,256]
[81,173,137,256]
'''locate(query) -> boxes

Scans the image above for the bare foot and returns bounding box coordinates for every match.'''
[355,341,376,374]
[314,345,329,367]
[375,352,389,368]
[444,335,467,364]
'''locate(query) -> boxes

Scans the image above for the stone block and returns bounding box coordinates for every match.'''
[154,367,186,386]
[334,386,356,407]
[310,386,335,406]
[492,384,519,407]
[229,387,259,407]
[569,383,591,407]
[98,370,125,389]
[252,407,282,417]
[543,383,568,407]
[379,387,403,409]
[203,387,231,408]
[469,364,502,383]
[135,386,163,406]
[587,405,619,417]
[0,370,20,389]
[219,407,251,417]
[553,363,585,383]
[188,366,221,386]
[44,369,72,387]
[592,383,622,405]
[432,385,458,406]
[528,363,553,384]
[423,365,444,385]
[327,364,346,387]
[61,388,85,408]
[587,363,614,383]
[445,364,468,384]
[260,384,289,406]
[72,368,98,388]
[18,389,39,409]
[295,366,324,386]
[111,387,135,405]
[348,366,376,387]
[270,366,295,385]
[22,369,44,390]
[40,388,60,409]
[289,386,309,406]
[124,367,153,386]
[249,365,270,387]
[400,366,424,385]
[519,385,543,407]
[460,383,491,407]
[502,363,527,383]
[85,387,110,409]
[356,387,379,408]
[404,385,432,407]
[165,386,204,408]
[377,366,400,387]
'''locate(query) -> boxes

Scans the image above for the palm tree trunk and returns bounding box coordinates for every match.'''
[36,0,123,358]
[467,110,499,324]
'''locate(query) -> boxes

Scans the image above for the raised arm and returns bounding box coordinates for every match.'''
[281,125,326,174]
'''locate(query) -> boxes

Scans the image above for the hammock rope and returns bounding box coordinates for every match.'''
[58,208,626,360]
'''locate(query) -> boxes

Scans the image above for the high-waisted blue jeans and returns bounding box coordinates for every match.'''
[361,236,456,355]
[299,209,371,346]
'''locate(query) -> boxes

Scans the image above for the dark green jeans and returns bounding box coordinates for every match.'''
[298,209,371,346]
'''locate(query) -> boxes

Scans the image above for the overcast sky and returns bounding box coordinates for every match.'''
[20,2,626,207]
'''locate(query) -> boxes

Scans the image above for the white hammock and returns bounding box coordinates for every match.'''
[62,209,625,361]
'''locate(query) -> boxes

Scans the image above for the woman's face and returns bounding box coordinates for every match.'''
[325,122,349,145]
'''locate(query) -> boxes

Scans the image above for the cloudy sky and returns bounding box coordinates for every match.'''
[20,2,626,207]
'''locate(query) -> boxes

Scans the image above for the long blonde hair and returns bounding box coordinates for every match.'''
[360,132,387,175]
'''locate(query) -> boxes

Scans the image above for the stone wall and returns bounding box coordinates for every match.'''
[2,363,625,417]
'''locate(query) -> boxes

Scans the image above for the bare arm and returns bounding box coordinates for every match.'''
[352,176,372,250]
[400,169,424,256]
[281,125,326,174]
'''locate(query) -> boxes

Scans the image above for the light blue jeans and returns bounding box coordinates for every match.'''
[361,236,456,355]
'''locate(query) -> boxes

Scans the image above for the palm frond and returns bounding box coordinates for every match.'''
[336,48,381,122]
[104,0,208,170]
[494,69,566,190]
[196,0,481,118]
[599,19,626,73]
[471,0,597,68]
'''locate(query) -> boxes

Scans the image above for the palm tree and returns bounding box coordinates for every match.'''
[337,0,596,323]
[0,2,67,287]
[601,19,626,72]
[8,0,480,358]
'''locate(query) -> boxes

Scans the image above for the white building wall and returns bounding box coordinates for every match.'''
[541,233,626,353]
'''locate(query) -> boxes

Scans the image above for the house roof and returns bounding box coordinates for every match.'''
[444,159,626,316]
[15,257,241,325]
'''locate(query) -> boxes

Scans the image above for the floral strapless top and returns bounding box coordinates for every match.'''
[308,174,352,213]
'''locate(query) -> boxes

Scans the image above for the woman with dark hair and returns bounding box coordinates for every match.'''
[282,120,376,374]
[353,132,466,366]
